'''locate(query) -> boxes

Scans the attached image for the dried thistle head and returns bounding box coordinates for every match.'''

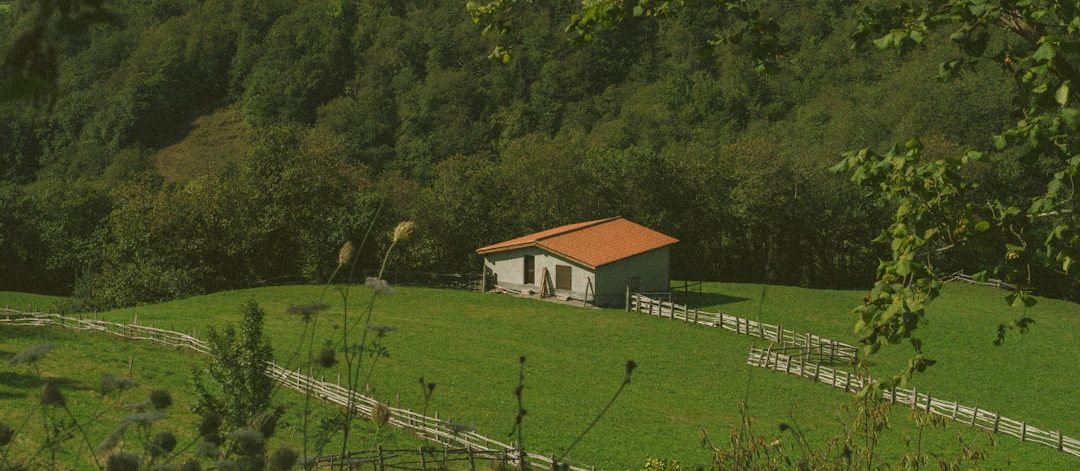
[9,343,53,366]
[40,381,66,407]
[105,452,140,471]
[269,447,299,471]
[0,423,14,446]
[317,348,337,368]
[338,241,354,267]
[371,403,391,426]
[286,303,330,321]
[365,277,394,296]
[391,221,416,243]
[100,373,137,395]
[444,420,475,435]
[150,431,177,457]
[149,389,173,410]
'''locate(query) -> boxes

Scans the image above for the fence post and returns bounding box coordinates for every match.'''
[925,394,932,413]
[625,287,630,312]
[1020,422,1026,442]
[1058,431,1065,451]
[951,401,959,420]
[910,388,917,410]
[890,387,897,403]
[971,406,979,426]
[993,413,1001,433]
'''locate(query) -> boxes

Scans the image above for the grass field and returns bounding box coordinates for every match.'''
[2,282,1077,469]
[0,294,423,470]
[150,104,250,183]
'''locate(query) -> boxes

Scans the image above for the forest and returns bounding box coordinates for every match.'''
[0,0,1075,310]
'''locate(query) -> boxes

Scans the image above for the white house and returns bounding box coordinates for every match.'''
[476,217,678,306]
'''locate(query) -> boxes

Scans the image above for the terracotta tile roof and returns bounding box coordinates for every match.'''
[476,217,678,268]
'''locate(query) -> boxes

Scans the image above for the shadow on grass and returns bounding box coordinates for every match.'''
[0,371,87,392]
[0,327,76,344]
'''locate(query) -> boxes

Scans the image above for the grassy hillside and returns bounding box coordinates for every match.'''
[0,291,65,312]
[65,282,1080,469]
[683,282,1080,436]
[151,105,251,183]
[0,320,424,470]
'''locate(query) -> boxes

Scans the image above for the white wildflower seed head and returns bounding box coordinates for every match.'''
[391,221,416,244]
[338,241,354,267]
[365,277,394,295]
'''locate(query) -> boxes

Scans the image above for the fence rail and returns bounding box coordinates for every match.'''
[0,309,591,471]
[938,271,1020,292]
[746,347,1080,459]
[310,447,517,470]
[628,293,858,363]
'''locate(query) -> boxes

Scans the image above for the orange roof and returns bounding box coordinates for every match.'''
[476,217,678,268]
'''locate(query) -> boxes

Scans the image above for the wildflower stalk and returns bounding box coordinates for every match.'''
[298,203,383,469]
[338,221,413,468]
[59,402,103,470]
[557,360,637,463]
[508,356,527,464]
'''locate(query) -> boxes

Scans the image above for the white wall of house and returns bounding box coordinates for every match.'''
[594,246,671,305]
[483,245,671,307]
[484,247,595,301]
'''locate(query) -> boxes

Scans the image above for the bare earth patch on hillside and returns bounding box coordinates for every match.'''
[152,105,250,182]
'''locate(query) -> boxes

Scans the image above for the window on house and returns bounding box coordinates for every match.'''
[523,256,535,285]
[555,264,572,291]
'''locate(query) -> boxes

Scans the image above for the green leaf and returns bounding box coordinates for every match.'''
[632,5,643,17]
[1057,81,1070,106]
[854,318,867,335]
[1005,292,1020,307]
[1048,176,1063,196]
[974,221,990,232]
[992,134,1007,150]
[1033,41,1057,62]
[1060,108,1080,130]
[829,159,849,174]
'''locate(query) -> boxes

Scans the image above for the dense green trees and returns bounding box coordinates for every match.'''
[3,0,1065,310]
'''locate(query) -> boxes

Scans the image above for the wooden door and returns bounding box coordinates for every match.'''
[555,265,572,291]
[523,256,535,284]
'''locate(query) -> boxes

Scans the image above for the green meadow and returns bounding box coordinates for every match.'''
[0,293,423,471]
[2,282,1078,469]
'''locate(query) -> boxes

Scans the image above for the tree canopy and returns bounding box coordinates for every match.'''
[1,0,1075,329]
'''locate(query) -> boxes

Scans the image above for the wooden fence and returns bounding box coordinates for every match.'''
[0,309,591,471]
[628,293,858,363]
[311,446,518,470]
[938,271,1020,292]
[746,347,1080,459]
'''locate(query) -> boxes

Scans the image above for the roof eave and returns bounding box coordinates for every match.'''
[476,242,535,255]
[591,240,679,268]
